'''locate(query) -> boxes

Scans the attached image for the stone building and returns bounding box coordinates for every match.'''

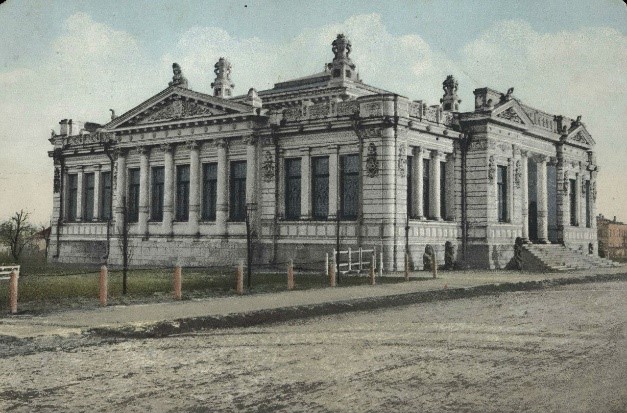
[597,215,627,260]
[48,34,600,270]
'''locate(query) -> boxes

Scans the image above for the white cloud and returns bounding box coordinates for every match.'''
[1,13,625,224]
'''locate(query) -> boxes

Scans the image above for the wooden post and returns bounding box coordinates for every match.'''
[329,255,336,287]
[348,247,352,272]
[432,254,438,279]
[404,252,410,281]
[173,265,182,300]
[287,259,295,290]
[99,265,107,307]
[358,247,363,272]
[369,254,376,286]
[325,253,329,278]
[379,251,383,278]
[9,270,19,314]
[236,260,244,295]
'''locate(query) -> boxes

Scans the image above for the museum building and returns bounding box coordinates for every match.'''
[48,34,601,270]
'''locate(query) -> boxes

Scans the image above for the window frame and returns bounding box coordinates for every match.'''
[311,156,329,220]
[83,172,95,221]
[340,154,359,220]
[229,160,247,222]
[175,164,190,222]
[284,158,302,220]
[127,168,140,223]
[201,163,218,221]
[150,166,165,222]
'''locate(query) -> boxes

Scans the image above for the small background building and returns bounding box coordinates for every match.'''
[597,215,627,261]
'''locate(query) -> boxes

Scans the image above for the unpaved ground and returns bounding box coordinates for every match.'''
[1,281,626,413]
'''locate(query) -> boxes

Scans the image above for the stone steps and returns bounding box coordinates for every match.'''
[522,244,620,272]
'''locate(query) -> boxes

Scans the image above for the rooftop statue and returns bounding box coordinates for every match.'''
[169,63,189,89]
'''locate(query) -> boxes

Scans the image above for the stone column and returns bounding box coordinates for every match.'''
[328,145,340,219]
[412,147,423,219]
[521,151,529,241]
[76,167,84,221]
[507,157,514,222]
[161,144,174,236]
[188,141,200,235]
[446,152,456,221]
[138,147,149,236]
[576,163,583,227]
[245,135,258,213]
[590,170,598,229]
[300,147,311,220]
[93,166,101,221]
[215,139,228,236]
[115,150,127,233]
[537,155,549,243]
[430,150,442,221]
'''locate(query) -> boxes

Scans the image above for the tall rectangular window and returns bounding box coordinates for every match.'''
[497,165,508,222]
[407,156,413,217]
[423,159,430,218]
[285,158,301,220]
[440,161,447,220]
[229,161,247,221]
[83,173,95,221]
[151,166,165,221]
[128,169,140,223]
[202,163,217,221]
[569,179,577,226]
[101,171,112,221]
[585,180,591,228]
[175,165,190,221]
[312,157,329,220]
[67,174,78,221]
[340,154,359,220]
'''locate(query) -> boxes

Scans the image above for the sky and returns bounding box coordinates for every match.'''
[0,0,625,225]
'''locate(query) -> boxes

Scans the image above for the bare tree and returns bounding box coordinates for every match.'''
[0,210,36,262]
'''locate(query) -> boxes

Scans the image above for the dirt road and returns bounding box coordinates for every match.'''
[2,281,626,412]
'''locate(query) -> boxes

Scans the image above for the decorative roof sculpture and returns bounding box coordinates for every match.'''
[212,57,234,98]
[168,63,189,89]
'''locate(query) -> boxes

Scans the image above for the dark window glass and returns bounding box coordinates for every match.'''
[101,171,112,221]
[230,161,247,221]
[67,174,78,221]
[440,161,447,219]
[340,154,359,220]
[585,180,591,228]
[570,179,577,226]
[285,158,301,220]
[83,173,95,221]
[497,165,508,222]
[407,156,413,217]
[423,159,430,218]
[128,169,140,223]
[151,167,165,221]
[312,157,329,220]
[175,165,190,221]
[202,163,217,221]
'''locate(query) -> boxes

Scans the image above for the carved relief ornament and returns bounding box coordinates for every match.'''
[366,143,379,178]
[488,155,496,182]
[397,144,407,177]
[514,160,522,189]
[262,151,275,182]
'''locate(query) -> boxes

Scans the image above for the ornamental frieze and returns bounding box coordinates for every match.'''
[53,168,61,193]
[397,144,407,177]
[262,151,275,182]
[488,155,495,182]
[514,160,522,188]
[497,107,524,124]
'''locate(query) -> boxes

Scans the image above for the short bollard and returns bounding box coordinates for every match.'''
[287,260,295,290]
[9,270,19,314]
[369,255,376,286]
[99,265,108,307]
[329,258,336,287]
[236,261,244,295]
[173,266,182,300]
[325,253,329,278]
[432,257,438,279]
[379,251,383,278]
[404,252,410,281]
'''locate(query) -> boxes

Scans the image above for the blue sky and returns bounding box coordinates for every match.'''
[0,0,625,224]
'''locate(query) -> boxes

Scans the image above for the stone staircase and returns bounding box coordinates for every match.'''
[521,243,621,272]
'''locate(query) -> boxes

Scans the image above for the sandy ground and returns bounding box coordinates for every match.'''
[1,281,626,413]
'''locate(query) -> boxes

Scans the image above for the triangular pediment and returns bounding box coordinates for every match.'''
[564,125,595,148]
[492,101,531,126]
[103,86,254,130]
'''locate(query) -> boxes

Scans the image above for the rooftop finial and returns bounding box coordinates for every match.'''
[169,63,188,88]
[327,34,358,83]
[441,75,461,112]
[212,57,234,98]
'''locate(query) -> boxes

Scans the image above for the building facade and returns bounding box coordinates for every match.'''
[48,34,599,270]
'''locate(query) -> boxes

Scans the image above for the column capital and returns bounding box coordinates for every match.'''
[430,149,442,160]
[159,143,173,153]
[413,146,424,157]
[113,147,128,159]
[137,145,149,156]
[520,149,529,158]
[512,144,521,157]
[243,134,258,146]
[186,140,199,151]
[214,138,228,149]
